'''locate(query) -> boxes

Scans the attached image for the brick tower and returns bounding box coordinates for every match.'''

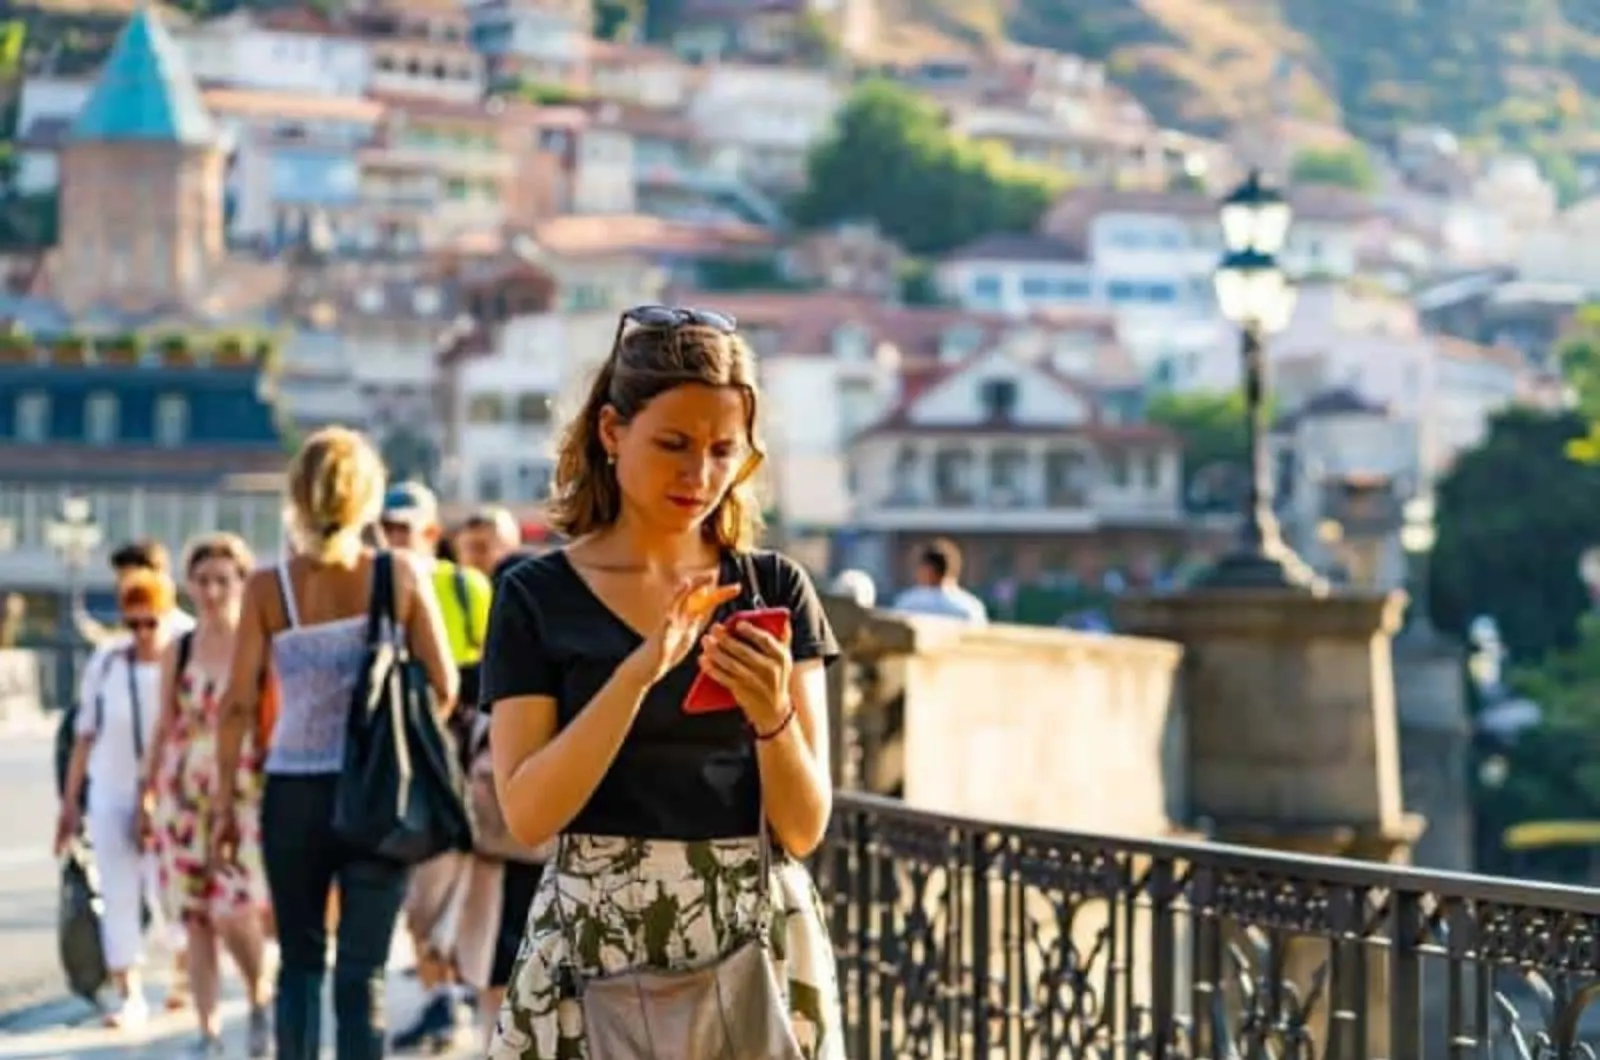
[55,6,224,315]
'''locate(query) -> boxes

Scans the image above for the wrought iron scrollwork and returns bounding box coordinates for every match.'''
[819,793,1600,1060]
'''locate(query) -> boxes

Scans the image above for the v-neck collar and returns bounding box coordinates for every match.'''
[553,549,741,643]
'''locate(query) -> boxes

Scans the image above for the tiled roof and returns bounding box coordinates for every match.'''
[201,87,385,123]
[526,215,777,259]
[942,232,1086,264]
[693,291,1121,361]
[70,7,215,145]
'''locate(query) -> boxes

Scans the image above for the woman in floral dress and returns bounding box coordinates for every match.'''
[139,533,271,1057]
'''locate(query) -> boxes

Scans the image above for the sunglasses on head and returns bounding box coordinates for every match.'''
[124,617,158,632]
[620,304,737,332]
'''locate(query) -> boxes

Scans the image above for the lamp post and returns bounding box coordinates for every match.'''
[45,495,101,643]
[1196,168,1317,591]
[1399,494,1438,632]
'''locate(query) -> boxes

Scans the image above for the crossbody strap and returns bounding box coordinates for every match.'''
[125,647,145,762]
[734,550,774,927]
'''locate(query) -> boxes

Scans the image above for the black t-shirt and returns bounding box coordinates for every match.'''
[479,549,839,840]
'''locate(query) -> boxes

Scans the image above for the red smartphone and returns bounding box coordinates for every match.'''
[683,608,792,714]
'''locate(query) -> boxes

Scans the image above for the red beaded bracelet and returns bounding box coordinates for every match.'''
[752,706,796,742]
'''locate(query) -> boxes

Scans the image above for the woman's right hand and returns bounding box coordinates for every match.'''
[53,804,80,858]
[208,801,240,872]
[636,574,739,683]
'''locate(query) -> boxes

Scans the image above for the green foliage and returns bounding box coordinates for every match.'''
[898,261,947,306]
[1430,407,1600,663]
[593,0,640,40]
[695,256,806,292]
[792,80,1061,257]
[791,9,841,65]
[1289,145,1376,192]
[1479,615,1600,870]
[504,79,590,105]
[1145,390,1250,504]
[0,192,57,249]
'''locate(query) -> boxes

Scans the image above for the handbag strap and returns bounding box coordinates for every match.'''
[735,551,775,929]
[365,551,402,651]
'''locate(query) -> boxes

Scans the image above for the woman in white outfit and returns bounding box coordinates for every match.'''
[55,569,175,1028]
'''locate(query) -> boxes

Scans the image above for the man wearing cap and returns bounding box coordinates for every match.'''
[378,482,498,1052]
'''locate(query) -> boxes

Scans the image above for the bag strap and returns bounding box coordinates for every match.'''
[125,646,144,762]
[451,566,479,652]
[176,631,194,677]
[365,551,398,650]
[735,550,774,931]
[91,646,119,735]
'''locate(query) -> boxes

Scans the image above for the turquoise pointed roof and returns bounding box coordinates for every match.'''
[69,6,215,144]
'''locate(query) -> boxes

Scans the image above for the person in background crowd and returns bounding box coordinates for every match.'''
[481,306,846,1058]
[378,482,500,1053]
[475,513,549,1050]
[212,428,458,1060]
[72,540,197,1014]
[140,534,271,1057]
[76,541,196,647]
[1,591,25,647]
[452,506,521,579]
[830,568,877,609]
[55,570,177,1030]
[891,538,989,624]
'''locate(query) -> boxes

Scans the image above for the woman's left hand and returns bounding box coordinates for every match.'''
[700,618,793,733]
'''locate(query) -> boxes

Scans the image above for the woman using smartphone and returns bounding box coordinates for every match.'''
[482,306,845,1059]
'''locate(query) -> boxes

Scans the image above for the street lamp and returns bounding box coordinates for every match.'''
[45,495,102,644]
[1196,169,1315,590]
[1400,494,1437,631]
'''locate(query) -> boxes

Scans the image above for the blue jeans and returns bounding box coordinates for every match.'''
[261,774,408,1060]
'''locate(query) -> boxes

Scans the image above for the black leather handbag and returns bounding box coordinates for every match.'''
[332,552,474,866]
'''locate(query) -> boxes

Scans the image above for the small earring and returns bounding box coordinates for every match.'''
[606,452,617,466]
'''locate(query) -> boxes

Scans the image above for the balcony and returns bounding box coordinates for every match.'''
[819,792,1600,1059]
[358,142,513,180]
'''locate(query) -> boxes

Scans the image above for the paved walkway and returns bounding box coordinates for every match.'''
[0,931,483,1059]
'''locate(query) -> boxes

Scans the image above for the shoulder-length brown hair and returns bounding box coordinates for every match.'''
[547,321,766,550]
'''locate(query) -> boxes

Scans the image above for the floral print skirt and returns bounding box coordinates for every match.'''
[488,834,846,1060]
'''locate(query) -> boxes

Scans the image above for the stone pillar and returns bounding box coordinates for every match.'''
[1116,588,1426,1058]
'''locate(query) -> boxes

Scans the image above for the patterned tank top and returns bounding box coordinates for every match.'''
[263,564,367,775]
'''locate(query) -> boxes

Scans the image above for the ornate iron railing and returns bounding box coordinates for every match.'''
[818,793,1600,1060]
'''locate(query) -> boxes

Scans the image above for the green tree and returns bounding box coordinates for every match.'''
[593,0,639,40]
[792,80,1061,257]
[1145,390,1250,510]
[1430,407,1600,662]
[1289,145,1377,192]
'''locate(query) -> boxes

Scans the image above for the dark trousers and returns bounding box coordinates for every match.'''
[262,773,409,1060]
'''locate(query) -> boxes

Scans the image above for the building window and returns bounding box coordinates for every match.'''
[155,394,189,447]
[979,378,1018,422]
[476,463,503,502]
[515,392,551,426]
[467,394,505,423]
[932,448,974,506]
[85,391,119,445]
[970,274,1002,303]
[14,391,49,443]
[515,461,551,501]
[1045,449,1087,506]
